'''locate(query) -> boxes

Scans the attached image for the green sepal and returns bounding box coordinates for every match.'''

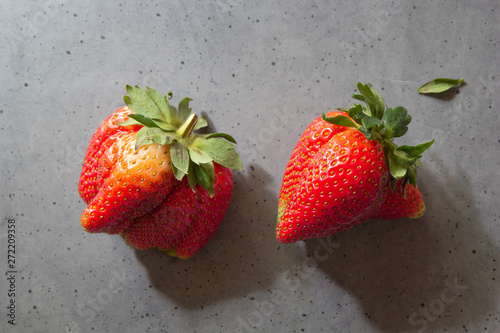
[382,106,412,139]
[120,85,242,198]
[193,162,215,196]
[205,132,237,144]
[324,82,435,192]
[194,117,208,131]
[356,82,385,119]
[396,139,435,159]
[170,141,190,178]
[188,145,213,165]
[124,85,167,121]
[116,118,142,127]
[134,126,155,149]
[171,162,186,181]
[322,113,359,129]
[193,137,243,170]
[387,149,408,179]
[127,113,162,129]
[145,86,172,123]
[177,97,193,123]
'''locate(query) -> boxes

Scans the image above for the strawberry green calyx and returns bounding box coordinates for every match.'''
[322,82,434,191]
[117,85,242,197]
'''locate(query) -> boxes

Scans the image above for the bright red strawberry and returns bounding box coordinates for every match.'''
[373,179,426,219]
[78,106,141,203]
[278,110,353,223]
[277,83,433,243]
[122,163,233,258]
[78,85,242,257]
[80,132,175,234]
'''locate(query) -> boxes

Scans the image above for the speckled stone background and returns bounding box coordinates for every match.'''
[1,1,499,332]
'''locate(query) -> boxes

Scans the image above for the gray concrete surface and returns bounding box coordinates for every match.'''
[1,1,499,332]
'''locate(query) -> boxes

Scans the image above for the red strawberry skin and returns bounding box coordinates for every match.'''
[121,163,233,258]
[80,132,176,234]
[373,179,426,219]
[277,124,390,243]
[278,111,349,222]
[78,106,141,204]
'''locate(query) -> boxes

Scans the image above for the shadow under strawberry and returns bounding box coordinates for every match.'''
[304,165,499,332]
[134,163,283,310]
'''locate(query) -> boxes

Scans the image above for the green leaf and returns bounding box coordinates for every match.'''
[322,113,359,128]
[396,139,435,158]
[134,127,154,149]
[145,86,172,123]
[177,97,193,123]
[205,132,237,143]
[392,149,419,167]
[347,104,363,120]
[406,165,418,187]
[154,121,178,132]
[417,78,464,94]
[387,150,408,179]
[360,114,382,130]
[194,117,208,131]
[193,137,242,170]
[170,141,190,177]
[358,127,373,140]
[127,113,161,129]
[171,162,186,181]
[382,106,412,138]
[351,93,366,103]
[357,82,385,119]
[188,146,213,164]
[144,128,171,146]
[116,118,142,127]
[193,162,215,197]
[124,85,164,120]
[186,163,198,191]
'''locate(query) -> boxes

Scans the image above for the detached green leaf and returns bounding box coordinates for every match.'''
[417,78,464,94]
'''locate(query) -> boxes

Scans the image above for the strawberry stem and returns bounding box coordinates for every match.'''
[176,113,199,139]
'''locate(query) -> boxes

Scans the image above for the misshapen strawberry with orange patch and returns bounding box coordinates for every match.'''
[78,86,242,258]
[277,83,433,243]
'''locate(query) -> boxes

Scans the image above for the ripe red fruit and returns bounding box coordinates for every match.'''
[277,83,433,244]
[78,86,242,258]
[122,163,233,259]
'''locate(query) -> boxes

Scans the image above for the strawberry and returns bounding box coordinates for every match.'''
[276,83,433,244]
[122,163,233,258]
[78,86,242,257]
